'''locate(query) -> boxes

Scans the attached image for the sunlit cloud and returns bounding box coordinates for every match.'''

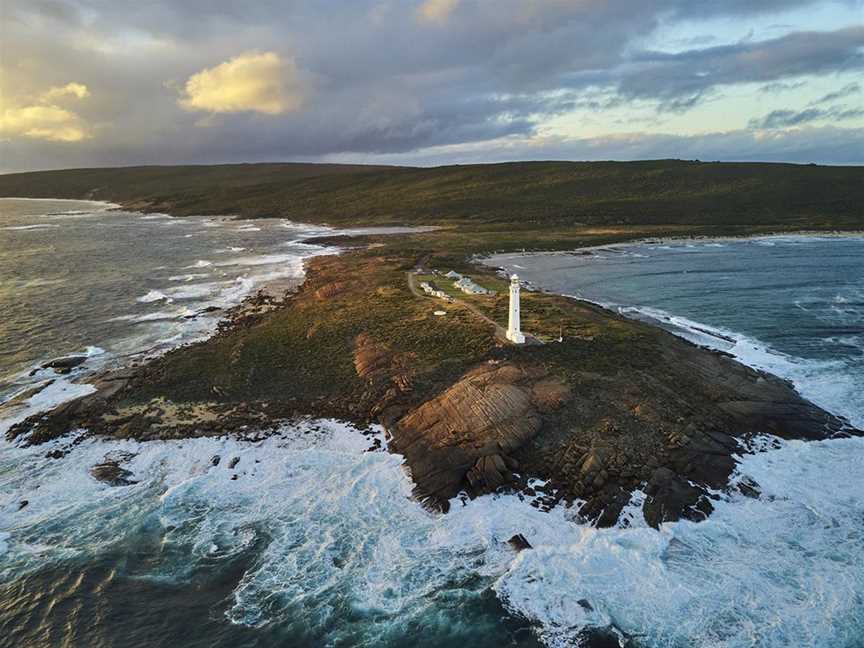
[40,82,90,102]
[0,83,90,142]
[179,51,302,115]
[416,0,459,25]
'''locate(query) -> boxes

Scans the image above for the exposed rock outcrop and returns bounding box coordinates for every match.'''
[391,362,569,506]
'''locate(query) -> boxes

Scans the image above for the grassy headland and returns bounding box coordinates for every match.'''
[1,160,862,236]
[3,160,861,527]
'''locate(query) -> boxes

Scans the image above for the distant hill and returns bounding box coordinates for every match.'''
[1,160,861,230]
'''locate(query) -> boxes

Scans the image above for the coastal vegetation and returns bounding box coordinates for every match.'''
[0,160,862,237]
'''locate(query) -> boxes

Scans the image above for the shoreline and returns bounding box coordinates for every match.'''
[0,199,346,432]
[6,230,858,529]
[472,228,864,264]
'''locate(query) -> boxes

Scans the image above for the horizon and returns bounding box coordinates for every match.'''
[2,1,863,172]
[0,157,859,177]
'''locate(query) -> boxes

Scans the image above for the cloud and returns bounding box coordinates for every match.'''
[749,105,864,129]
[339,125,864,167]
[179,51,302,115]
[0,83,90,142]
[2,0,864,170]
[810,82,860,105]
[616,26,864,111]
[40,82,90,102]
[759,81,806,93]
[416,0,460,25]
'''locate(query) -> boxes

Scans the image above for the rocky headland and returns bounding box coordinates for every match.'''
[7,241,857,529]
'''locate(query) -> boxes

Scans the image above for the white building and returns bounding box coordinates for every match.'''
[454,276,494,295]
[506,274,525,344]
[419,281,435,295]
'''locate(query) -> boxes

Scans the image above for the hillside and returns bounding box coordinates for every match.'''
[1,160,861,231]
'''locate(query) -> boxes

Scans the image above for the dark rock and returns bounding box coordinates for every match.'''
[736,476,761,499]
[18,500,29,511]
[115,415,153,439]
[366,438,383,452]
[230,474,238,481]
[577,598,594,612]
[90,461,137,487]
[228,457,240,469]
[184,306,222,319]
[45,449,65,460]
[580,487,631,528]
[31,355,88,376]
[210,455,221,466]
[507,533,532,552]
[643,467,713,528]
[467,453,514,491]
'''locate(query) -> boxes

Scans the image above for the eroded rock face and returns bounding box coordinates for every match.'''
[391,362,570,505]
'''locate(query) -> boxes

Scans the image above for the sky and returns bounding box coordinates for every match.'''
[1,0,862,172]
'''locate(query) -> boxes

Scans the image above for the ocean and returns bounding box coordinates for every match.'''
[2,201,863,648]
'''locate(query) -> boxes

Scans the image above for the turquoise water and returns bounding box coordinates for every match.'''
[2,213,864,648]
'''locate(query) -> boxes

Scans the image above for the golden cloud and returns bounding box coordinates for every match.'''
[41,82,90,102]
[417,0,460,25]
[0,83,90,142]
[179,51,302,115]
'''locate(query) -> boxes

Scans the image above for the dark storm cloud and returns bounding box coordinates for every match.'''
[617,27,864,111]
[2,0,863,171]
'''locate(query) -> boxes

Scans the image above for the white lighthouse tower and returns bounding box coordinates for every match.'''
[506,274,526,344]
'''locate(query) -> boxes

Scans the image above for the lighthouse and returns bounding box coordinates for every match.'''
[506,274,525,344]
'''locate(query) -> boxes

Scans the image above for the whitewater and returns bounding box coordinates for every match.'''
[2,205,863,647]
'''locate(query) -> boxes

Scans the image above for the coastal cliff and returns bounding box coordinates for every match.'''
[8,246,855,528]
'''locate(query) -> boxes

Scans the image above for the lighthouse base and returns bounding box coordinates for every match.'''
[506,330,525,344]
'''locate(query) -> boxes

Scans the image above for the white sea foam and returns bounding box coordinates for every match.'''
[497,436,864,647]
[137,289,173,304]
[168,272,210,282]
[163,282,225,300]
[2,413,861,646]
[108,311,182,323]
[215,253,303,267]
[2,223,60,231]
[186,260,213,268]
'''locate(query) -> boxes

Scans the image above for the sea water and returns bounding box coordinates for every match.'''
[2,208,863,647]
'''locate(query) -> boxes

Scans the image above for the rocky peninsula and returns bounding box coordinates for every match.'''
[2,160,862,529]
[7,238,857,528]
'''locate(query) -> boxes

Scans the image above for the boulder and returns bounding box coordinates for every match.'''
[33,355,88,376]
[90,461,136,487]
[507,533,533,552]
